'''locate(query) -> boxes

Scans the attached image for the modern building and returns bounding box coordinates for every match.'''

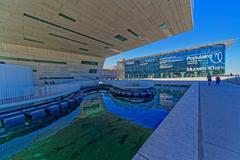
[116,58,126,80]
[2,2,240,160]
[123,40,234,79]
[0,0,193,86]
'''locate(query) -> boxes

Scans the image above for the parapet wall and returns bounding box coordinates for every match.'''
[0,64,33,88]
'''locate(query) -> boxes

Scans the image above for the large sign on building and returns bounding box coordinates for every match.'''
[124,42,231,78]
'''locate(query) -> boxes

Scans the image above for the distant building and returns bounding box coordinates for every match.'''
[117,59,126,80]
[101,59,126,80]
[100,68,119,80]
[122,40,234,79]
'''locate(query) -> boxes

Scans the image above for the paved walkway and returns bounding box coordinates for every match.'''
[200,82,240,160]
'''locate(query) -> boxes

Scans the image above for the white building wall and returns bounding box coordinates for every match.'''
[0,64,33,88]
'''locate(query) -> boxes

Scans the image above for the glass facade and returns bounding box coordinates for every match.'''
[125,44,226,78]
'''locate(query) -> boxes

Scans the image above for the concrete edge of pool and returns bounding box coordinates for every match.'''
[133,82,199,160]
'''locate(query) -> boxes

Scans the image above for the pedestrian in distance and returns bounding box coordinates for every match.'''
[207,73,212,86]
[216,74,221,85]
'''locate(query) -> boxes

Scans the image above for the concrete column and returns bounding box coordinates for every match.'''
[194,71,198,77]
[180,72,185,78]
[209,71,214,76]
[161,73,164,78]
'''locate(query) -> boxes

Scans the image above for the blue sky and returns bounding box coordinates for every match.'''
[103,0,240,74]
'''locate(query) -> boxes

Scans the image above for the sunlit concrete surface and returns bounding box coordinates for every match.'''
[134,81,240,160]
[200,82,240,160]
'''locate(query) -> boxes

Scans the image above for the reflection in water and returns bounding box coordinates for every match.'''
[103,94,168,129]
[156,86,187,110]
[6,86,187,160]
[160,93,175,107]
[101,86,186,129]
[79,94,105,118]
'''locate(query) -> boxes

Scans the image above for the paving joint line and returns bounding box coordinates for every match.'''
[204,141,240,156]
[137,152,151,160]
[198,83,204,160]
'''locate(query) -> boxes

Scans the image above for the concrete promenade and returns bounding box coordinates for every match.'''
[134,81,240,160]
[200,82,240,160]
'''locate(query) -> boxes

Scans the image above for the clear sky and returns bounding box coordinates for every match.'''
[103,0,240,74]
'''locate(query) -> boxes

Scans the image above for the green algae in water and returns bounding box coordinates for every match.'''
[11,94,153,160]
[11,112,152,160]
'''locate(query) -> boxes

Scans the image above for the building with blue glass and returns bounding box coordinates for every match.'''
[124,40,234,79]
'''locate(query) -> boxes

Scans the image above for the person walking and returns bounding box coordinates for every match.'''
[216,74,221,85]
[207,73,212,86]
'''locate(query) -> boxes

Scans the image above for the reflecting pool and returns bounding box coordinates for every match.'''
[1,86,187,160]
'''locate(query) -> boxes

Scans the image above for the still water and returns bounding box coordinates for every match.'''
[2,86,187,160]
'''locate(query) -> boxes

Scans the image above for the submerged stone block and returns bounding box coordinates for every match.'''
[59,101,69,114]
[140,92,147,98]
[133,93,140,98]
[2,114,25,129]
[126,92,132,97]
[147,92,153,97]
[74,97,81,106]
[25,109,46,123]
[68,99,76,110]
[121,92,126,97]
[46,105,60,117]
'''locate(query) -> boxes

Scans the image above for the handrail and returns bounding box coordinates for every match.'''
[0,81,98,105]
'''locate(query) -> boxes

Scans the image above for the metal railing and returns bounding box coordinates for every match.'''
[224,75,240,85]
[0,80,98,105]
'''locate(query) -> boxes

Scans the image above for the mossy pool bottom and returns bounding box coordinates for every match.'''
[11,111,153,160]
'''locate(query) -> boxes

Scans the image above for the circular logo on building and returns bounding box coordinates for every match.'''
[209,52,224,64]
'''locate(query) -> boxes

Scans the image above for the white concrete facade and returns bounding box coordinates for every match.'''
[0,64,33,88]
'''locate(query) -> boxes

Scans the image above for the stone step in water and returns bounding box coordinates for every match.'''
[25,109,46,123]
[59,101,69,114]
[46,105,60,118]
[1,114,25,130]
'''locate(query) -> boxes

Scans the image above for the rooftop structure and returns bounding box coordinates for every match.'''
[0,0,193,85]
[0,0,193,58]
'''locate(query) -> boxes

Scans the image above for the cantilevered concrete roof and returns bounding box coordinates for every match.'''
[0,0,193,58]
[125,39,235,62]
